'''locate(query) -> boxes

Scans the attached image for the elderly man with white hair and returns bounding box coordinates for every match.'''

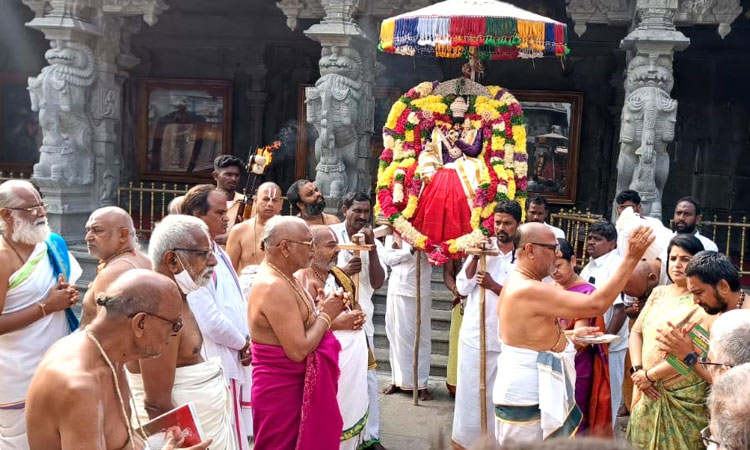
[0,180,80,449]
[125,214,241,450]
[705,363,750,450]
[702,309,750,381]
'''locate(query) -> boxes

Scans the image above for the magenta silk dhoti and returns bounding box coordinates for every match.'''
[251,331,343,450]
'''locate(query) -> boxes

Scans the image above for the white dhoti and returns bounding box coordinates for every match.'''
[128,358,239,450]
[238,265,258,300]
[334,329,369,450]
[0,408,27,450]
[493,342,581,444]
[451,341,499,448]
[385,292,432,389]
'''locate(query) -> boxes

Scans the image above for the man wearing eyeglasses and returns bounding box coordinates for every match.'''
[579,219,630,425]
[182,184,253,449]
[125,215,242,449]
[227,182,283,299]
[0,180,80,449]
[329,191,387,450]
[494,222,653,444]
[79,207,151,328]
[25,269,212,450]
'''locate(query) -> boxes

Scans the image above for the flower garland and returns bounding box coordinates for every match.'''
[376,81,528,265]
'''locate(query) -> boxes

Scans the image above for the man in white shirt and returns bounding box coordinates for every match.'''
[670,196,718,251]
[182,184,252,449]
[330,191,387,450]
[451,200,520,449]
[526,195,565,240]
[579,219,628,428]
[382,234,433,400]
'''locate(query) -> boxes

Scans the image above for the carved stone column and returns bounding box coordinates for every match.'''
[303,0,374,203]
[244,56,269,153]
[24,0,166,241]
[614,0,688,220]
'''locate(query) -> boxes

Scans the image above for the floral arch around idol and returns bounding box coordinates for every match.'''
[375,80,528,265]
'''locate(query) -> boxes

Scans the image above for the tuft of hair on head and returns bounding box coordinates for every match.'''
[148,214,209,268]
[615,189,641,206]
[286,179,311,213]
[261,215,308,251]
[341,190,370,209]
[589,219,617,242]
[710,310,750,367]
[676,195,702,216]
[181,184,217,216]
[494,200,522,223]
[685,251,741,292]
[213,154,244,172]
[708,363,750,450]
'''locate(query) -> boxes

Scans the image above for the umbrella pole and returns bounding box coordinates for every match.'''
[479,253,488,436]
[413,253,421,406]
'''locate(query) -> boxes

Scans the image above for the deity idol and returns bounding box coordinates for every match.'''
[412,96,488,242]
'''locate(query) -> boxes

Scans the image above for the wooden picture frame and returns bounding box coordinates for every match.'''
[0,74,40,175]
[137,78,232,182]
[513,90,583,205]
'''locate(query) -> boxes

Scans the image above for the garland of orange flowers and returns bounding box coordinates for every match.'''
[376,81,528,265]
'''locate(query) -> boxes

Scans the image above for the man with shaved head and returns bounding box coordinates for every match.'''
[79,206,151,327]
[226,181,283,298]
[25,269,211,450]
[296,225,368,449]
[493,222,654,444]
[249,216,346,449]
[0,180,80,449]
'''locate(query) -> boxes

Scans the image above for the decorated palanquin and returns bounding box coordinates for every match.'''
[375,80,528,265]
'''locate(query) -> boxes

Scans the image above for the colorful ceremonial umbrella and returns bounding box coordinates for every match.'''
[379,0,569,77]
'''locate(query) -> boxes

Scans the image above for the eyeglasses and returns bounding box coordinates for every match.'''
[172,247,212,260]
[7,203,47,215]
[283,239,314,248]
[129,311,183,333]
[699,356,733,370]
[530,242,561,253]
[701,426,721,448]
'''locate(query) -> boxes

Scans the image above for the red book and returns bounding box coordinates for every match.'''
[136,402,206,448]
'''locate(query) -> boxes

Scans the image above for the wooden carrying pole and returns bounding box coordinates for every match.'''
[413,252,421,406]
[339,238,374,308]
[465,246,499,437]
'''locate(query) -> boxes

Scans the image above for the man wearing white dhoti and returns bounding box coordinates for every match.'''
[451,200,520,449]
[0,180,80,449]
[126,214,239,450]
[382,234,433,400]
[183,185,253,448]
[227,182,283,299]
[494,222,653,444]
[296,226,369,450]
[330,191,387,450]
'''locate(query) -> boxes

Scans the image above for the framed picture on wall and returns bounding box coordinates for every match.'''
[137,78,232,182]
[514,90,583,205]
[0,74,41,175]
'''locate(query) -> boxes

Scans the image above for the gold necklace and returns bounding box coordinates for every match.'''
[311,266,328,285]
[85,330,148,447]
[738,291,746,309]
[515,266,538,280]
[265,261,314,321]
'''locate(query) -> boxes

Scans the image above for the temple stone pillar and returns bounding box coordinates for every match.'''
[566,0,741,219]
[303,0,374,204]
[23,0,167,242]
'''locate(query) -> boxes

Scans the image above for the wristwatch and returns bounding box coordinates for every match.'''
[630,365,643,375]
[683,352,699,367]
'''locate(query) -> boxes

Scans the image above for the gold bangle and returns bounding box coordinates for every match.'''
[36,303,47,317]
[317,312,332,329]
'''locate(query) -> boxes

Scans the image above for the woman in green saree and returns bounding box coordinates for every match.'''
[627,234,712,450]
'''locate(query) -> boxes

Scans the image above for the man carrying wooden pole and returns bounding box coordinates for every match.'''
[450,200,522,449]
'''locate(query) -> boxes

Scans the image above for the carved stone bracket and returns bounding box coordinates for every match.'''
[102,0,169,26]
[566,0,742,38]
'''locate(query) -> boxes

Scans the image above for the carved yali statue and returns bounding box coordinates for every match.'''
[28,40,95,185]
[617,53,676,219]
[305,45,363,198]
